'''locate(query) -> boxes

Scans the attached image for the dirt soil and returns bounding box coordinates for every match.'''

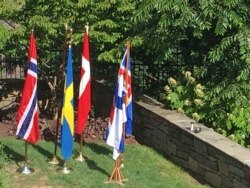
[0,122,15,138]
[0,120,138,145]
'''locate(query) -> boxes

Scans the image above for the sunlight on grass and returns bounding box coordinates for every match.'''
[0,138,210,188]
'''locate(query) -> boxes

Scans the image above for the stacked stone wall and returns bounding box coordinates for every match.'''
[134,95,250,188]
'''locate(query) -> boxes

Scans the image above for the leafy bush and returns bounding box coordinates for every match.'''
[160,71,206,122]
[161,71,250,147]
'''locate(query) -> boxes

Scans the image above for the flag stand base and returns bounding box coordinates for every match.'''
[74,153,85,162]
[58,166,73,174]
[47,155,60,165]
[105,156,127,185]
[17,165,34,174]
[57,161,73,174]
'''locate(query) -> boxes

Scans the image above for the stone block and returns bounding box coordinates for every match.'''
[153,128,166,143]
[205,171,221,188]
[233,179,248,188]
[167,141,176,155]
[189,157,199,172]
[175,157,189,169]
[221,175,233,188]
[196,163,205,176]
[245,170,250,183]
[176,150,189,160]
[194,139,207,156]
[219,161,229,177]
[208,155,217,162]
[229,165,245,178]
[181,134,194,146]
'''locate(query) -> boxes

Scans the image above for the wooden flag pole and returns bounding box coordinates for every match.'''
[106,154,126,184]
[120,41,130,168]
[48,24,70,165]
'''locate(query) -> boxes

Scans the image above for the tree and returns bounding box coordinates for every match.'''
[133,0,250,146]
[1,0,137,116]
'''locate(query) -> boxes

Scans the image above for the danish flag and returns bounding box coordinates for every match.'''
[76,28,91,135]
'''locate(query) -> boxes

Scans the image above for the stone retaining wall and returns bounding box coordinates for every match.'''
[133,95,250,188]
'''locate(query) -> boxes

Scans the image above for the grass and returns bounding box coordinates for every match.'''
[0,138,210,188]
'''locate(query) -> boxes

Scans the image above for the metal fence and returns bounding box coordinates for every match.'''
[0,58,26,79]
[0,54,184,99]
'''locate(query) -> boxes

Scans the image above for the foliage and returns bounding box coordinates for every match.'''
[1,0,250,147]
[0,0,137,116]
[1,0,137,62]
[0,0,24,51]
[161,71,205,122]
[134,0,250,147]
[132,0,250,98]
[162,71,250,147]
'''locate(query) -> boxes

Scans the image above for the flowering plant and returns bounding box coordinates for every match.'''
[161,71,206,122]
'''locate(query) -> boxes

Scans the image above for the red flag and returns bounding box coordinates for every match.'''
[16,33,39,143]
[76,28,91,134]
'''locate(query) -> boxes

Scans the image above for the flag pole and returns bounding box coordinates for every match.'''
[57,29,74,174]
[17,29,37,174]
[120,41,130,168]
[76,130,84,159]
[18,141,34,174]
[74,130,84,162]
[48,24,69,165]
[105,154,126,184]
[75,23,89,162]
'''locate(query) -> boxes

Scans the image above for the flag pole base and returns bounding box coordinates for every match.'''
[105,156,127,185]
[74,153,85,162]
[47,155,60,165]
[57,161,73,174]
[17,165,34,174]
[120,153,124,168]
[58,166,73,174]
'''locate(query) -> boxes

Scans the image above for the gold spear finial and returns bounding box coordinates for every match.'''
[85,22,89,35]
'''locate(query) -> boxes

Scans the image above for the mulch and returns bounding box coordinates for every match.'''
[0,116,138,144]
[0,122,15,138]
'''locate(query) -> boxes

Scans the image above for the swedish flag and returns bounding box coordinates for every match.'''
[61,45,74,160]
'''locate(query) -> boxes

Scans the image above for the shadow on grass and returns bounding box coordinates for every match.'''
[30,143,54,159]
[86,142,110,155]
[2,143,24,168]
[84,155,110,177]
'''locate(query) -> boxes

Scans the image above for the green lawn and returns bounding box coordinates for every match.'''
[0,138,209,188]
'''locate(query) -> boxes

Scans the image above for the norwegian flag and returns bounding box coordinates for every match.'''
[16,33,39,144]
[106,46,132,160]
[76,28,91,135]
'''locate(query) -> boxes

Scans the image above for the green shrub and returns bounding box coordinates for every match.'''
[161,71,206,122]
[161,71,250,147]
